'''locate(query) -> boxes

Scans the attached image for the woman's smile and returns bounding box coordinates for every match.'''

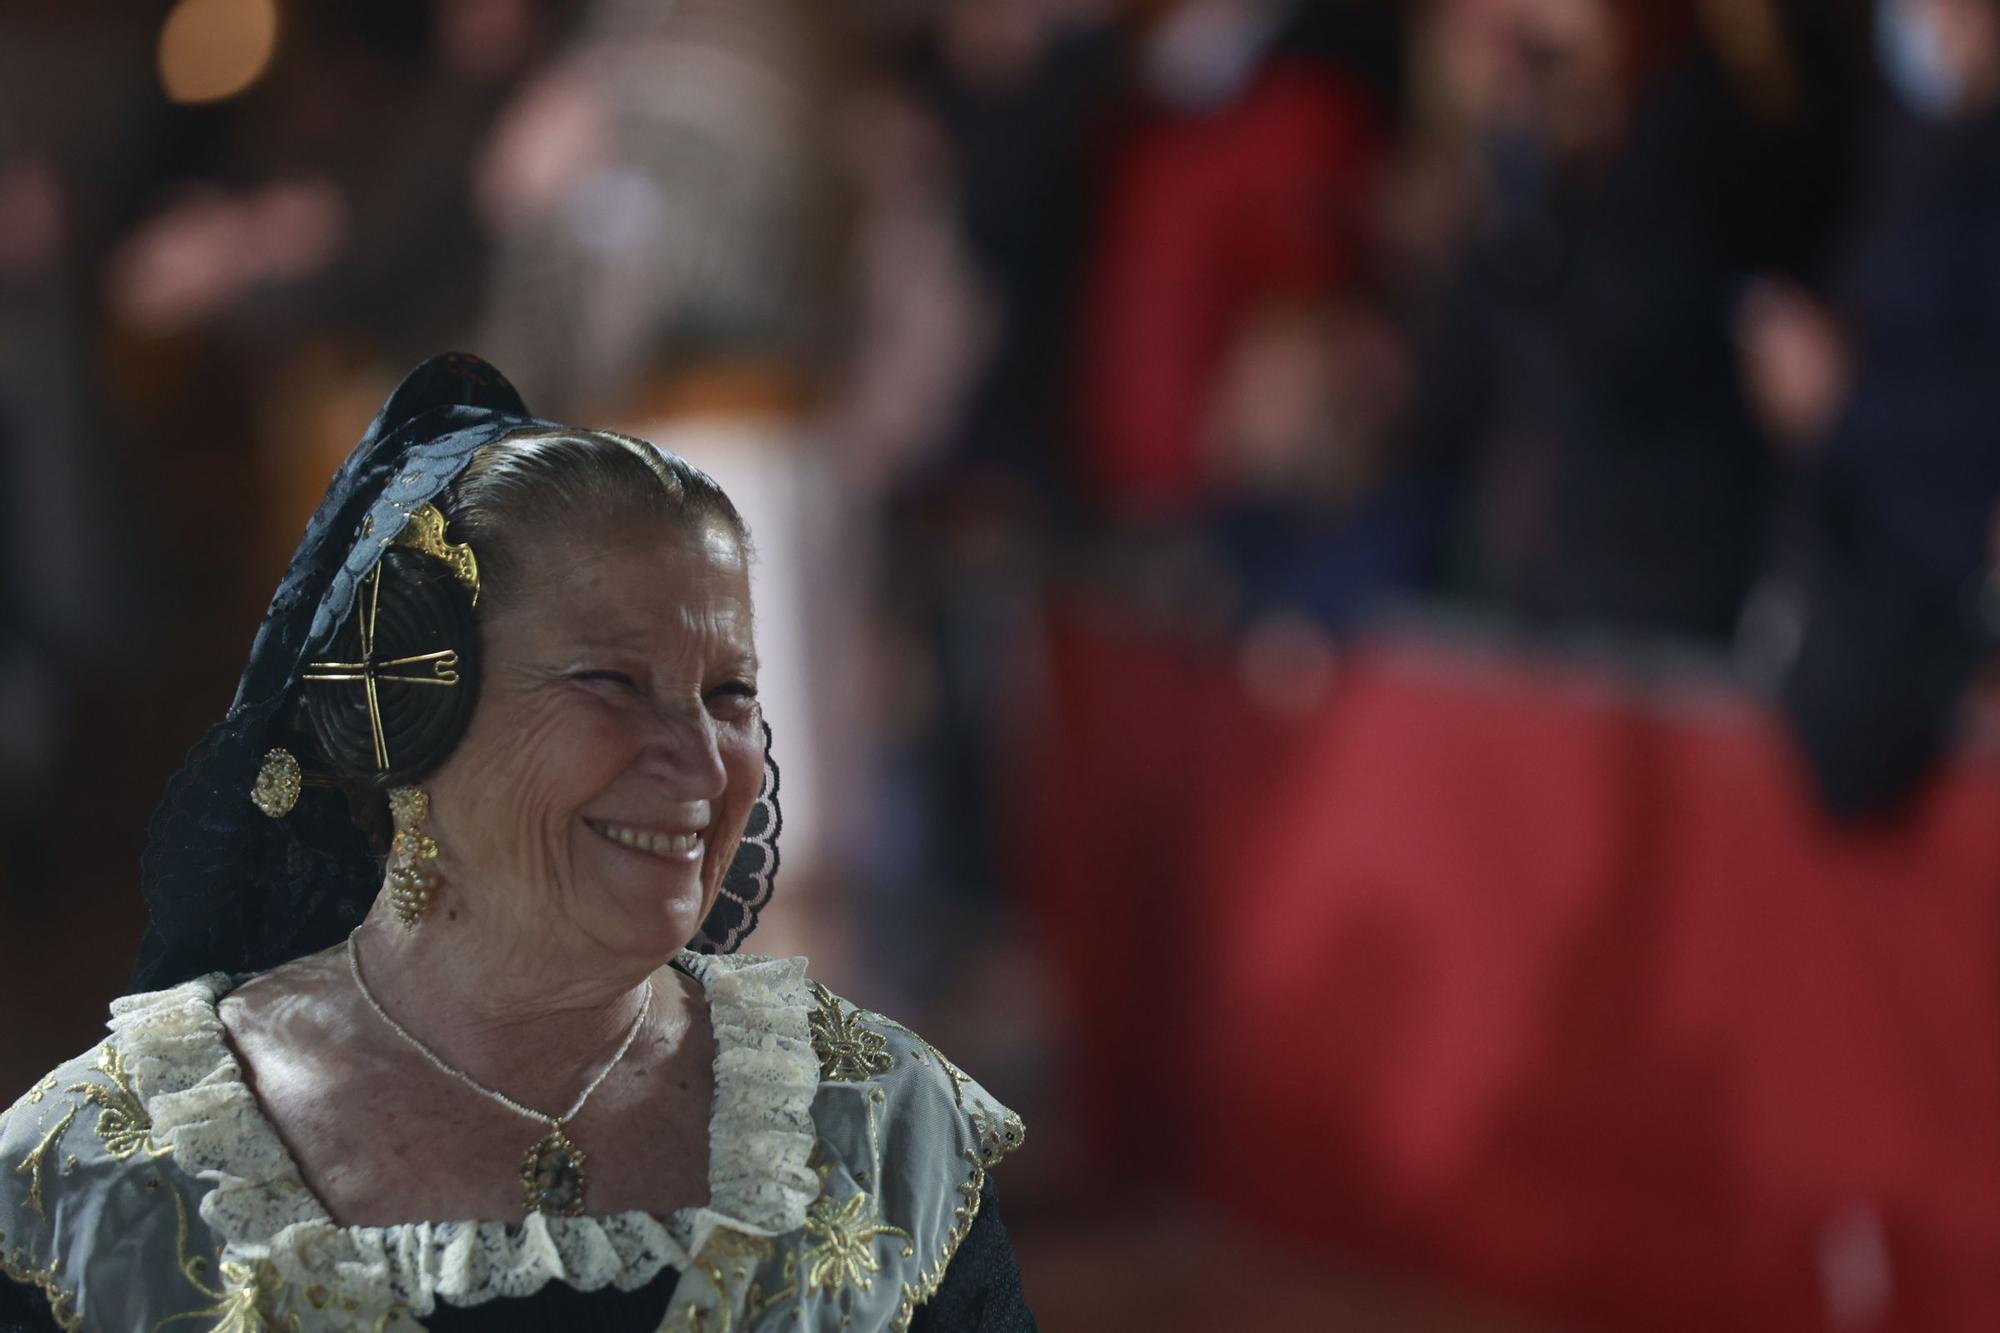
[585,817,704,862]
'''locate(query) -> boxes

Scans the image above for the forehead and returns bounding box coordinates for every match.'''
[493,516,754,649]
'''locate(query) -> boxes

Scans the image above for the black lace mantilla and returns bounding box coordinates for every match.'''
[133,353,780,990]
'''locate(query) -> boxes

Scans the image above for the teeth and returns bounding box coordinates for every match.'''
[595,822,701,856]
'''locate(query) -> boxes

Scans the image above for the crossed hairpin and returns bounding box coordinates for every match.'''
[303,564,460,772]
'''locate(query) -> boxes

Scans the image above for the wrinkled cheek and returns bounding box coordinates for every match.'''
[702,731,766,910]
[436,747,571,906]
[514,765,576,896]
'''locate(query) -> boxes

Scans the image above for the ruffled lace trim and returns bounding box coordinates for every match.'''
[112,953,821,1314]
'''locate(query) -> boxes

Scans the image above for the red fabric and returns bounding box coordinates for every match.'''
[1076,63,1380,515]
[1010,608,1247,1172]
[1019,616,2000,1331]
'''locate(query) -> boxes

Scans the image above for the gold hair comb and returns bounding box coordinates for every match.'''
[392,503,480,605]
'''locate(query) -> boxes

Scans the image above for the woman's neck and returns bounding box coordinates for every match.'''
[347,898,678,1115]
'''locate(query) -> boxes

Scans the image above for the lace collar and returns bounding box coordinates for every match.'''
[109,952,822,1314]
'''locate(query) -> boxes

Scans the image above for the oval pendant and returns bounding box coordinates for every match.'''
[521,1126,589,1216]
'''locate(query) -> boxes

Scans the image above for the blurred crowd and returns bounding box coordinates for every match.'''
[5,0,2000,1321]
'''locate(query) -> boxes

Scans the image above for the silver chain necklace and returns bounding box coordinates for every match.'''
[344,928,653,1216]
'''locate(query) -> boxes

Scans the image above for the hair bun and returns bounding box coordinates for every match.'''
[302,547,481,786]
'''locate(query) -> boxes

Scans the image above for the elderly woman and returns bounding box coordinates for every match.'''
[0,356,1030,1331]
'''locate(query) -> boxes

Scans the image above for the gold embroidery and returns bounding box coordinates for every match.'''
[0,1236,81,1330]
[151,1189,410,1331]
[672,1171,923,1330]
[68,1045,170,1161]
[889,1149,988,1332]
[24,1072,57,1105]
[796,1184,914,1296]
[807,983,892,1082]
[155,1257,307,1333]
[12,1104,79,1224]
[668,1231,776,1333]
[875,1018,968,1107]
[155,1188,299,1332]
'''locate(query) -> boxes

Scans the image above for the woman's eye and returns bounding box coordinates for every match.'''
[707,681,758,709]
[574,669,638,689]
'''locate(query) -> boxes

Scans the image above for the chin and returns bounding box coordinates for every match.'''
[634,888,709,953]
[576,876,698,958]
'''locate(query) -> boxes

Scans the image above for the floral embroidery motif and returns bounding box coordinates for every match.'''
[24,1072,57,1105]
[0,1236,81,1330]
[690,1169,917,1327]
[158,1256,307,1333]
[12,1104,80,1224]
[807,982,893,1082]
[71,1044,171,1161]
[795,1183,913,1297]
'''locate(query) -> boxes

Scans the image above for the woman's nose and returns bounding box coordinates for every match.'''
[638,702,728,798]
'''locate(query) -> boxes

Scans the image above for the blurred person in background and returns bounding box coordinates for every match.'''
[0,140,111,908]
[851,0,1122,1020]
[1404,0,1850,644]
[1079,0,1389,524]
[108,0,561,508]
[1013,0,1431,1184]
[1067,0,1431,653]
[1736,0,2000,815]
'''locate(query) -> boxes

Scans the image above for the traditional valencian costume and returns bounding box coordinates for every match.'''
[0,357,1030,1332]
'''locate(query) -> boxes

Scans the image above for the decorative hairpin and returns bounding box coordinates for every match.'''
[391,503,480,605]
[290,503,479,778]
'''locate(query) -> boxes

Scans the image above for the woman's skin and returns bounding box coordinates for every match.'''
[219,510,763,1225]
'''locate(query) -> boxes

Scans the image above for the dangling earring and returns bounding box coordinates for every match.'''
[385,785,440,928]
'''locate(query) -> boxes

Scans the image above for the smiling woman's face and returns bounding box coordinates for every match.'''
[422,510,761,970]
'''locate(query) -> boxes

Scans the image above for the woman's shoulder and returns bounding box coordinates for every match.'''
[693,950,1026,1168]
[807,971,1027,1167]
[0,1039,111,1327]
[673,953,1027,1331]
[0,976,251,1331]
[1,974,237,1173]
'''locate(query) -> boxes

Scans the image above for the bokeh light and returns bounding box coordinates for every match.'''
[157,0,279,105]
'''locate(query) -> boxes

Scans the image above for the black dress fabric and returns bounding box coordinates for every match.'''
[416,1269,680,1331]
[0,1278,59,1333]
[906,1185,1038,1333]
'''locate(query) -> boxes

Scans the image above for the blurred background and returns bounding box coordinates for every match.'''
[4,0,2000,1327]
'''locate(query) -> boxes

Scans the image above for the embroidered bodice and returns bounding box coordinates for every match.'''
[0,954,1024,1331]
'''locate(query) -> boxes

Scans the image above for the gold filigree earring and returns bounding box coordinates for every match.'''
[385,785,440,928]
